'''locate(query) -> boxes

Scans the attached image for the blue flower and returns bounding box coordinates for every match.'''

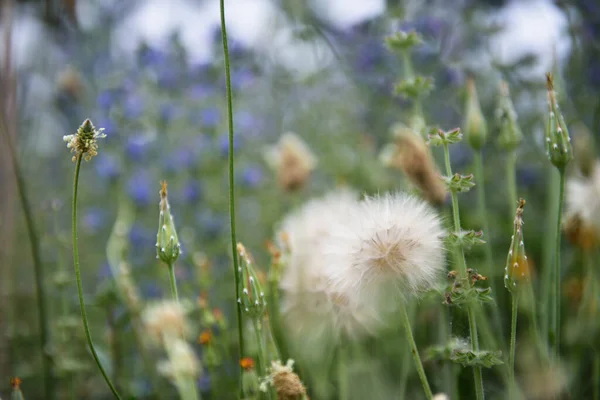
[127,170,153,207]
[157,67,179,90]
[235,111,259,132]
[97,261,113,281]
[201,107,221,127]
[124,94,145,119]
[198,374,211,394]
[182,180,203,204]
[163,147,196,173]
[197,211,225,237]
[95,153,121,181]
[82,207,108,234]
[159,103,179,123]
[231,67,255,90]
[139,46,168,68]
[129,223,154,250]
[241,166,263,188]
[139,281,163,299]
[96,116,117,137]
[125,134,152,162]
[97,90,117,110]
[188,83,215,101]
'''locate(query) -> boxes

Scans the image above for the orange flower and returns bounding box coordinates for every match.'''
[11,377,22,388]
[213,308,223,321]
[198,330,212,345]
[240,357,255,370]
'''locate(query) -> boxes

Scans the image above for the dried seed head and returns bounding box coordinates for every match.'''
[142,300,188,343]
[261,359,307,400]
[264,132,317,192]
[380,125,446,205]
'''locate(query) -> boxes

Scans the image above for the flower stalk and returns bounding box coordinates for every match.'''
[400,300,433,399]
[219,1,245,395]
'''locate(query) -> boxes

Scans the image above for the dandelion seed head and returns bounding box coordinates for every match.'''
[142,300,188,343]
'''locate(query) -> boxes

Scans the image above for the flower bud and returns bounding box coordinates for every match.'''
[505,199,530,292]
[464,78,488,150]
[156,181,181,265]
[385,31,423,52]
[237,243,266,319]
[394,76,434,99]
[545,73,573,170]
[496,81,523,151]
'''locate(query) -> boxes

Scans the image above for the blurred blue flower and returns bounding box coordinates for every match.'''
[235,111,259,133]
[97,90,117,110]
[95,153,121,181]
[355,37,387,73]
[140,46,168,68]
[127,170,154,207]
[201,107,221,127]
[517,166,540,188]
[129,223,154,250]
[126,134,152,162]
[97,261,113,281]
[198,374,211,394]
[197,211,225,237]
[124,94,145,119]
[241,166,263,188]
[159,103,179,123]
[157,67,179,90]
[231,67,255,90]
[182,180,203,204]
[188,83,215,101]
[139,281,163,299]
[218,135,239,157]
[96,116,117,136]
[82,207,108,234]
[163,147,196,173]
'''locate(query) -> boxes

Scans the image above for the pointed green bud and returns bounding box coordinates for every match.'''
[237,243,266,319]
[394,76,434,99]
[156,181,181,265]
[495,81,523,151]
[444,173,475,193]
[545,73,573,170]
[505,199,530,293]
[464,78,488,150]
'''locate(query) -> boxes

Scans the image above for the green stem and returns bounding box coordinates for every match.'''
[252,319,271,400]
[473,151,494,278]
[168,262,179,302]
[442,142,485,400]
[594,353,600,400]
[399,303,416,398]
[541,168,559,340]
[337,343,349,400]
[506,151,518,212]
[509,293,519,398]
[399,301,433,399]
[440,307,458,400]
[71,154,122,399]
[1,112,54,399]
[220,0,245,394]
[551,169,565,358]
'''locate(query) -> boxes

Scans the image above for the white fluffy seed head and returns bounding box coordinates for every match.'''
[142,300,189,343]
[158,339,201,379]
[323,192,446,304]
[566,161,600,233]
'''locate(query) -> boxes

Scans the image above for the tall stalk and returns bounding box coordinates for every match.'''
[220,0,245,394]
[0,111,54,399]
[551,169,566,356]
[508,293,519,398]
[71,154,122,399]
[167,262,179,302]
[442,141,485,400]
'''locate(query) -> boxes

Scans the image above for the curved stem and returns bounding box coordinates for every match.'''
[72,154,122,399]
[399,301,433,399]
[442,143,485,400]
[220,0,245,395]
[506,151,518,213]
[167,262,179,302]
[509,293,519,398]
[1,112,54,399]
[551,169,565,358]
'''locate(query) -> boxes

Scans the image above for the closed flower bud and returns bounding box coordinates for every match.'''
[464,78,487,150]
[496,81,523,151]
[237,243,267,319]
[385,31,423,52]
[156,181,181,265]
[505,199,530,292]
[545,73,573,170]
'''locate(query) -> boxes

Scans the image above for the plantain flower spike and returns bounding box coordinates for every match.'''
[156,181,181,265]
[505,199,530,292]
[464,78,488,150]
[545,73,573,170]
[63,118,106,162]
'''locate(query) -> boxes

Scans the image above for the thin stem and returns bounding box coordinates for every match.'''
[0,109,54,399]
[506,151,518,212]
[509,293,519,399]
[551,169,565,358]
[337,343,349,400]
[541,168,559,339]
[442,142,485,400]
[167,262,179,302]
[473,151,494,278]
[220,0,245,394]
[252,319,271,400]
[399,301,433,400]
[71,154,122,399]
[594,353,600,400]
[399,303,416,398]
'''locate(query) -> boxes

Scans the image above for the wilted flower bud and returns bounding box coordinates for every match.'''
[237,243,266,318]
[505,199,530,292]
[464,78,488,150]
[545,73,573,170]
[496,81,523,151]
[264,133,317,192]
[156,181,181,265]
[63,119,106,162]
